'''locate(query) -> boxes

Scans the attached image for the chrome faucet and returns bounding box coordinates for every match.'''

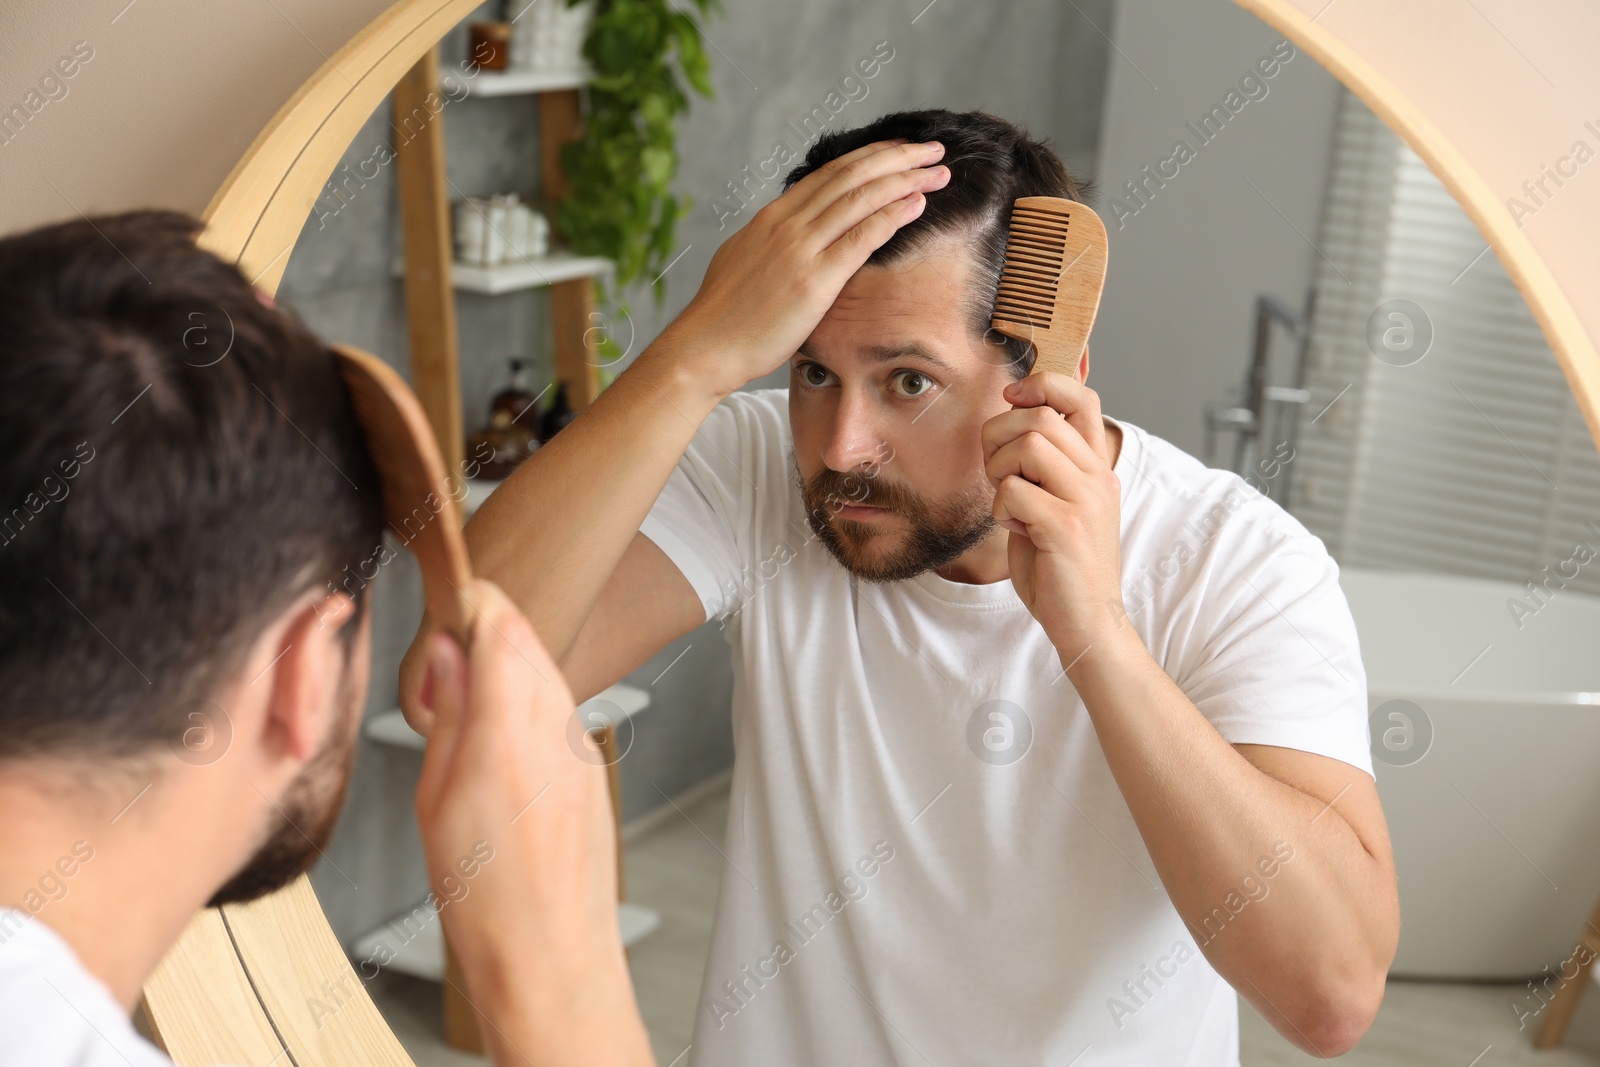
[1203,293,1314,505]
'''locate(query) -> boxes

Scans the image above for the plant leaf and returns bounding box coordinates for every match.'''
[550,0,719,297]
[669,13,714,97]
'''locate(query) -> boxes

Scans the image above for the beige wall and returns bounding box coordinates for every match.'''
[0,0,392,235]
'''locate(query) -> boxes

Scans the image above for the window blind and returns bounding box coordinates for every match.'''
[1292,90,1600,597]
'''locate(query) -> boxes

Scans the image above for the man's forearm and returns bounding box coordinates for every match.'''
[472,945,655,1067]
[464,329,730,661]
[1062,629,1392,1054]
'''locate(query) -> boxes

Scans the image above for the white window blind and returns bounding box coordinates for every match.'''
[1292,89,1600,595]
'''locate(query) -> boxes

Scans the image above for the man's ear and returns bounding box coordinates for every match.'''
[257,594,358,763]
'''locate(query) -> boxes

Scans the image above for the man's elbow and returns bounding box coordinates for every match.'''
[1291,973,1385,1058]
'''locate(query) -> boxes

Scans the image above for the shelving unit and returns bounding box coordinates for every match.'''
[388,41,626,1053]
[393,47,606,481]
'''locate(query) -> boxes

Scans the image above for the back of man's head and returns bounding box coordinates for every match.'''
[0,210,384,765]
[782,108,1096,375]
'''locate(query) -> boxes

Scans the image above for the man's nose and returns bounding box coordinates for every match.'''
[820,391,888,475]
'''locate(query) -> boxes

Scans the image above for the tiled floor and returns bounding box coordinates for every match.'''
[620,781,729,1066]
[1239,981,1600,1066]
[373,778,1600,1066]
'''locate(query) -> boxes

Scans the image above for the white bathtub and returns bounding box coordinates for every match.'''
[1339,567,1600,979]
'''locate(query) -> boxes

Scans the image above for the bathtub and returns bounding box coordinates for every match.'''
[1338,567,1600,979]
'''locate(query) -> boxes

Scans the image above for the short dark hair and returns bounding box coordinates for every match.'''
[0,211,385,762]
[783,108,1095,378]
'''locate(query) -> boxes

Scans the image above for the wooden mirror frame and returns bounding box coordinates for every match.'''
[141,6,484,1063]
[139,0,1600,1062]
[1235,0,1600,450]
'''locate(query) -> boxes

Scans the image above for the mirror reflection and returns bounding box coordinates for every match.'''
[116,0,1600,1064]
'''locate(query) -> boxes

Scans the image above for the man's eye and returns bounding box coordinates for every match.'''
[893,371,933,397]
[800,363,833,387]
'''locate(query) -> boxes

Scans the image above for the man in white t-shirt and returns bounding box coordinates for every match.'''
[0,213,651,1066]
[405,109,1400,1065]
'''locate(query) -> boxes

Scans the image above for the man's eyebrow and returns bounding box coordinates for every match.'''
[796,340,957,374]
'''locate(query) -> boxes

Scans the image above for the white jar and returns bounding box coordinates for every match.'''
[505,203,550,261]
[509,0,593,74]
[453,196,491,266]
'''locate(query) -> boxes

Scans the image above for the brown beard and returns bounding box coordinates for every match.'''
[206,667,361,908]
[794,456,995,583]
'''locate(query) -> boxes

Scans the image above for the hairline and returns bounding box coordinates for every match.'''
[795,222,1031,379]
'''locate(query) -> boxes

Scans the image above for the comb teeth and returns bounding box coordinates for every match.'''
[993,205,1073,329]
[988,196,1109,380]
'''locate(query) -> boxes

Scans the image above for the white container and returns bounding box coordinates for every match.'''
[454,197,489,266]
[509,0,593,74]
[506,201,550,261]
[454,193,550,267]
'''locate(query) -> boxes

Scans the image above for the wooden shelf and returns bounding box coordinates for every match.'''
[365,682,651,753]
[353,898,661,983]
[467,66,592,97]
[451,250,612,294]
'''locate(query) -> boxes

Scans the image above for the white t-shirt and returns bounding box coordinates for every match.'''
[639,388,1372,1067]
[0,909,174,1067]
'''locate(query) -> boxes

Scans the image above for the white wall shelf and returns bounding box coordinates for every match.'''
[451,250,613,295]
[366,682,651,752]
[353,897,661,983]
[466,66,592,97]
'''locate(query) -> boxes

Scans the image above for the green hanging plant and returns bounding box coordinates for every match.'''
[555,0,719,366]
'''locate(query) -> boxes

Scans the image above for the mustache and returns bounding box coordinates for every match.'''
[803,464,912,514]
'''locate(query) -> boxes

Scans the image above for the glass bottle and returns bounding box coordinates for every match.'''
[539,381,576,443]
[467,358,540,479]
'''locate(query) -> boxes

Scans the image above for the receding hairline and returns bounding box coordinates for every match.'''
[793,235,1011,377]
[858,221,1000,352]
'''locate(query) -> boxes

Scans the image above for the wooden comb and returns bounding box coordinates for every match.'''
[990,196,1109,378]
[331,344,475,646]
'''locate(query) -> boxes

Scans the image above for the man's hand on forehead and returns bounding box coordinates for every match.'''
[653,138,952,401]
